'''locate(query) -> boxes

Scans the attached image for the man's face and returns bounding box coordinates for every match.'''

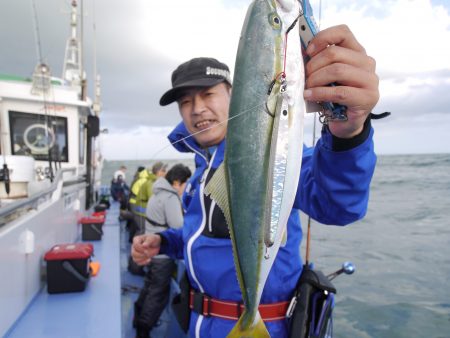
[177,82,231,148]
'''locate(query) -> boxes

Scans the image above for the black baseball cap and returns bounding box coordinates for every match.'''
[159,57,232,106]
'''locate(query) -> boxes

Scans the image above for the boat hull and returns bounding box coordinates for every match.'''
[0,183,86,337]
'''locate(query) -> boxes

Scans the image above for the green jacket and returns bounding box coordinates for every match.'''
[129,169,150,206]
[134,172,158,216]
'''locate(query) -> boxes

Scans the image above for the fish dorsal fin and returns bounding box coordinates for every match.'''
[204,162,232,233]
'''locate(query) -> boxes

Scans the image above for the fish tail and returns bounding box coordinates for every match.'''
[227,311,270,338]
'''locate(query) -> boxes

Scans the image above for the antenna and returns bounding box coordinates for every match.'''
[92,0,102,115]
[62,0,84,94]
[80,0,87,101]
[31,0,44,64]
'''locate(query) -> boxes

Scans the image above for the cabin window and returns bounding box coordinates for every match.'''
[79,120,85,164]
[9,111,68,162]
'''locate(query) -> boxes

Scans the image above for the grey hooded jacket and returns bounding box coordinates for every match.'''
[145,177,183,235]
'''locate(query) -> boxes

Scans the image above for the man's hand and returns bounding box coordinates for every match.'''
[304,24,380,139]
[131,234,162,266]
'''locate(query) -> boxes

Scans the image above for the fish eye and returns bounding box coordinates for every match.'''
[269,13,281,28]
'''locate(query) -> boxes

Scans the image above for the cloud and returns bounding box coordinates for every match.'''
[373,112,450,154]
[378,70,450,118]
[88,0,248,132]
[317,0,450,74]
[1,0,450,158]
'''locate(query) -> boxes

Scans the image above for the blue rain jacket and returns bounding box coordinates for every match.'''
[160,122,376,338]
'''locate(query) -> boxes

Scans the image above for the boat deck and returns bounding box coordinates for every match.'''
[5,201,186,338]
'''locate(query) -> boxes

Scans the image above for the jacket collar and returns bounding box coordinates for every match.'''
[167,122,226,167]
[167,123,201,153]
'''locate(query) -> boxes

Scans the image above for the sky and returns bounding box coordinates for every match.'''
[1,0,449,160]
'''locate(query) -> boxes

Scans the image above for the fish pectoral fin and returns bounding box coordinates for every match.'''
[227,311,270,338]
[204,162,232,229]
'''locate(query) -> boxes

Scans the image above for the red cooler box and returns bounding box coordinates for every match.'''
[44,243,93,294]
[91,211,106,218]
[81,216,104,241]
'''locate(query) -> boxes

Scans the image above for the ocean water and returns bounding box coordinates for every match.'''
[102,153,450,338]
[300,153,450,338]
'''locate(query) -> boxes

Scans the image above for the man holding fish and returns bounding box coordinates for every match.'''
[132,0,379,336]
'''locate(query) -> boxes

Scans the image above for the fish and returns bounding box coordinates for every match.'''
[204,0,305,336]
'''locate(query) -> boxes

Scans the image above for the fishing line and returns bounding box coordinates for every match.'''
[150,13,303,161]
[283,13,301,76]
[305,0,322,266]
[267,24,299,99]
[148,101,266,160]
[268,13,301,95]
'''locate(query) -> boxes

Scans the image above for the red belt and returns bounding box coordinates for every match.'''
[189,290,289,322]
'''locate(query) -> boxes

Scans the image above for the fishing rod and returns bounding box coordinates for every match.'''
[303,0,321,267]
[0,122,11,196]
[300,0,356,272]
[31,0,56,182]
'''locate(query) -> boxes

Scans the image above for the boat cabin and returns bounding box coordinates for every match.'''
[0,64,100,204]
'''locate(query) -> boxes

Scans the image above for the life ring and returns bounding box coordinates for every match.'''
[23,123,55,154]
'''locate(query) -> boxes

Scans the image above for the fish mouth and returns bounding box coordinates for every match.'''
[194,119,217,130]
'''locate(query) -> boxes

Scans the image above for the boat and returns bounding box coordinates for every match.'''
[0,1,105,336]
[0,2,188,337]
[0,1,358,336]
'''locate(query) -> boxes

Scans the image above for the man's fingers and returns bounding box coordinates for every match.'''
[306,63,379,91]
[303,24,380,138]
[132,234,155,249]
[132,236,146,253]
[304,86,379,113]
[306,45,376,75]
[131,246,151,266]
[131,234,161,266]
[306,24,366,57]
[133,256,151,266]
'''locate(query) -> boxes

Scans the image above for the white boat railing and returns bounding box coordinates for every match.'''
[0,167,83,226]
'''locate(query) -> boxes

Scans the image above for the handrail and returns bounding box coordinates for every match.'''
[0,167,82,225]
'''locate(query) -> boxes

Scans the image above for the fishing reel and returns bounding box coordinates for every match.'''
[327,261,355,281]
[35,166,53,181]
[287,262,356,337]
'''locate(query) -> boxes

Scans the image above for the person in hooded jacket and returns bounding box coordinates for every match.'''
[128,164,169,275]
[135,161,168,230]
[132,24,381,338]
[134,163,192,338]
